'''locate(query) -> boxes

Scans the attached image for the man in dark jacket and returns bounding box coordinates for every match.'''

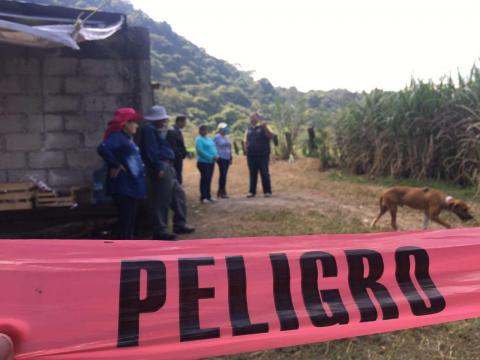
[139,105,195,240]
[244,112,275,198]
[167,115,188,184]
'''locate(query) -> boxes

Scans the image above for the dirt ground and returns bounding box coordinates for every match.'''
[177,157,480,360]
[180,157,479,240]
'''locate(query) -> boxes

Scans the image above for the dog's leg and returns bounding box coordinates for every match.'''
[371,208,387,228]
[423,212,430,230]
[389,206,398,231]
[429,207,451,229]
[371,196,388,228]
[370,213,383,228]
[431,216,451,229]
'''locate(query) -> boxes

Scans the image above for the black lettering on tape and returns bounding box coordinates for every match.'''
[226,256,269,336]
[117,260,167,348]
[395,246,446,316]
[346,249,399,322]
[179,257,220,342]
[270,254,299,331]
[301,251,349,327]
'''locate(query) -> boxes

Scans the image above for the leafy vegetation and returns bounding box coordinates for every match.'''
[334,67,480,188]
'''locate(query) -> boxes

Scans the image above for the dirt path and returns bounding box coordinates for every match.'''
[179,158,478,240]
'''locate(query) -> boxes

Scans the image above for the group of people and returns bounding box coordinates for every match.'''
[194,111,275,202]
[97,105,275,240]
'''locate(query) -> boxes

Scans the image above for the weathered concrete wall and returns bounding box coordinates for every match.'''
[0,26,152,188]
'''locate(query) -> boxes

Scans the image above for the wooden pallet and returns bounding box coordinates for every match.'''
[35,188,77,208]
[0,182,34,211]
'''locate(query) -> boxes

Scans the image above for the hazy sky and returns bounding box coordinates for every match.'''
[130,0,480,92]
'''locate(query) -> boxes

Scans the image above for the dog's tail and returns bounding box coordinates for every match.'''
[379,195,385,210]
[371,195,387,228]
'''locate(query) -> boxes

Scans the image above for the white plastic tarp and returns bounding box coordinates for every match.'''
[0,17,124,50]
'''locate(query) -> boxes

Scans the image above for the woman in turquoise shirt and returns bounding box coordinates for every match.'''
[195,124,218,203]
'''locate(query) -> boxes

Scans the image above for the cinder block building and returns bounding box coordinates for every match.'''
[0,1,152,189]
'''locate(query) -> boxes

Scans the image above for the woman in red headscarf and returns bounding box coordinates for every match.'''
[97,108,145,239]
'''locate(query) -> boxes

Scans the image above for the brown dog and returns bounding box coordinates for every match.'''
[370,186,473,230]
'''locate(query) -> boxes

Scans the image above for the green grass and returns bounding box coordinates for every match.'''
[328,170,478,200]
[237,209,371,237]
[220,319,480,360]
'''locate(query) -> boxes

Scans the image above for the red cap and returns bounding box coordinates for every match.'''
[103,108,142,139]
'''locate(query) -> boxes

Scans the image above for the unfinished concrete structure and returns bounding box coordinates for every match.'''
[0,2,152,189]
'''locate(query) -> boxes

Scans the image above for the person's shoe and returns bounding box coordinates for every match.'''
[246,193,256,198]
[174,225,196,234]
[207,198,216,203]
[201,199,209,204]
[153,233,176,241]
[221,194,230,199]
[264,193,272,198]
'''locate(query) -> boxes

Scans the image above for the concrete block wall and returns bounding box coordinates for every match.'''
[0,27,152,189]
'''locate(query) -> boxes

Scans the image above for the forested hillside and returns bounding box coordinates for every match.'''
[27,0,359,133]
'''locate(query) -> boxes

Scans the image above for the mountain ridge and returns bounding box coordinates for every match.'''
[23,0,360,129]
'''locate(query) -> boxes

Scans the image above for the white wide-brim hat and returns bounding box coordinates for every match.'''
[217,122,228,130]
[144,105,169,121]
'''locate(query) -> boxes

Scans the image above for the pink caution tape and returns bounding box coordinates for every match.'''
[2,228,480,359]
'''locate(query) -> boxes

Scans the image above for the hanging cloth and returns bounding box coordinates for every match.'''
[0,17,124,50]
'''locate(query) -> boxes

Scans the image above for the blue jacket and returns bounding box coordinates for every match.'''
[97,131,146,199]
[139,121,175,174]
[195,135,218,164]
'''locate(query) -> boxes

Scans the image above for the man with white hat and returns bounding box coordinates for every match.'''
[139,105,195,240]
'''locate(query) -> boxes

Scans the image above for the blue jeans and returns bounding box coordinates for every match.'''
[197,162,215,200]
[217,158,230,193]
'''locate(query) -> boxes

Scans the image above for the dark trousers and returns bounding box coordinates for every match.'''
[247,155,272,195]
[197,162,215,200]
[217,158,230,193]
[173,158,183,184]
[112,194,138,240]
[146,164,187,237]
